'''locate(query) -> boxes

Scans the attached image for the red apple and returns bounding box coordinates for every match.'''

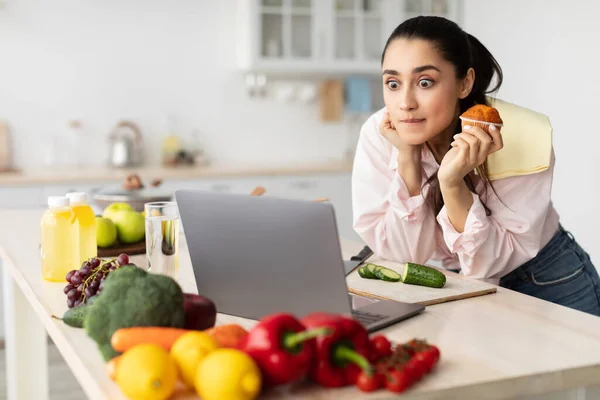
[183,293,217,330]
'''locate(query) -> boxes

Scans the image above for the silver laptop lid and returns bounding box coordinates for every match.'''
[175,189,353,320]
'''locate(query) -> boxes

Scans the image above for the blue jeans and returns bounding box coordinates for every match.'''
[499,225,600,317]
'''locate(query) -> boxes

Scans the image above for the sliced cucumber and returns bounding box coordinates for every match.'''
[358,266,371,279]
[374,266,401,282]
[373,265,384,276]
[401,262,446,288]
[357,263,401,283]
[364,264,378,279]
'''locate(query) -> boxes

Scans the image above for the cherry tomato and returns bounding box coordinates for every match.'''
[385,368,412,393]
[356,370,381,392]
[428,345,441,363]
[418,350,437,373]
[370,335,393,360]
[407,356,426,380]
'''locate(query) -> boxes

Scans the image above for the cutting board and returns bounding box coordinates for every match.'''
[346,258,497,306]
[319,80,344,122]
[0,121,12,171]
[97,240,145,258]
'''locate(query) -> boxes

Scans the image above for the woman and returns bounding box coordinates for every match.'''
[352,16,600,316]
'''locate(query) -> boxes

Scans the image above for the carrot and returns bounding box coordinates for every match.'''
[106,355,121,380]
[205,324,249,348]
[111,327,191,352]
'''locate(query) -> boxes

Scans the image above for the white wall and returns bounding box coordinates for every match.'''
[0,0,356,169]
[461,0,600,267]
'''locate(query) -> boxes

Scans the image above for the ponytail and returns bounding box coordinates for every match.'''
[462,33,503,112]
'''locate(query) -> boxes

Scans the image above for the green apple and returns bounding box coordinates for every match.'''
[102,202,134,222]
[111,210,145,244]
[96,217,117,248]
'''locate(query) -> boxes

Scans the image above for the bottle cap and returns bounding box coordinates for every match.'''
[48,196,69,207]
[65,192,87,204]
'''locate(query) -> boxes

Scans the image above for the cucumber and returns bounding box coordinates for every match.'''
[364,264,378,279]
[401,262,446,288]
[373,265,384,276]
[358,266,371,279]
[357,263,400,283]
[374,267,401,282]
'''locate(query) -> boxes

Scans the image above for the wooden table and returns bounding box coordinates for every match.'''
[2,208,600,400]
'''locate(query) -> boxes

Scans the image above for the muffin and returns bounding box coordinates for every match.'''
[459,104,503,134]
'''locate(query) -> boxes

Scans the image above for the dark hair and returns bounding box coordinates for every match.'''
[381,16,503,216]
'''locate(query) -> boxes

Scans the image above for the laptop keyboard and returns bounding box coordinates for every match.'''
[352,310,388,326]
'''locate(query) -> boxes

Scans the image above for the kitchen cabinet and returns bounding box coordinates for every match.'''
[236,0,461,77]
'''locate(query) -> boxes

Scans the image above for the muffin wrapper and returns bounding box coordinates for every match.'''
[459,116,503,134]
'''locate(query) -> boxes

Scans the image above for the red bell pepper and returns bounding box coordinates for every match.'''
[301,312,374,388]
[236,312,331,388]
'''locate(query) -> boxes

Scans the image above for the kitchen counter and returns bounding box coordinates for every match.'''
[0,160,354,186]
[2,209,600,400]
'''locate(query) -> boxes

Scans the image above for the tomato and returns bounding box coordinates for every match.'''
[385,368,412,393]
[407,356,426,380]
[428,345,441,363]
[356,370,381,392]
[420,350,438,373]
[370,335,393,360]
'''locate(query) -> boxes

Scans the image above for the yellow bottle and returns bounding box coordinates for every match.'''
[66,192,97,264]
[40,196,79,282]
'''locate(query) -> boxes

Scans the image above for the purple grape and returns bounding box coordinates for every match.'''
[109,266,117,272]
[96,272,104,280]
[81,261,91,269]
[79,266,92,277]
[74,299,82,307]
[90,258,101,269]
[63,284,75,294]
[67,289,79,301]
[84,287,95,298]
[65,270,77,283]
[67,298,75,308]
[117,254,129,266]
[89,280,100,291]
[70,272,82,286]
[76,285,83,293]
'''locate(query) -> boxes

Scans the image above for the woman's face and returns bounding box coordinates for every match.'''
[382,38,472,146]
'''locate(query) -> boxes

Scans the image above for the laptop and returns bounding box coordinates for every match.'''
[175,189,424,332]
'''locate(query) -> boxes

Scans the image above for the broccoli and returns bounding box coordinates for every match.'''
[83,265,185,361]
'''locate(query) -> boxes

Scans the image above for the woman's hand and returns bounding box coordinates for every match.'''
[379,112,421,163]
[438,124,503,188]
[380,112,423,196]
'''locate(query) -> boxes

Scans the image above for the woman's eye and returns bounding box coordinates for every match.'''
[387,81,399,90]
[418,79,434,88]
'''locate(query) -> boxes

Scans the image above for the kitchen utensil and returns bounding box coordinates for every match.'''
[108,120,144,168]
[343,245,374,275]
[319,80,344,122]
[93,186,173,212]
[346,257,497,306]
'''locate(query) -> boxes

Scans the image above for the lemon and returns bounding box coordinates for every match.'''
[195,348,262,400]
[115,343,177,400]
[170,331,220,388]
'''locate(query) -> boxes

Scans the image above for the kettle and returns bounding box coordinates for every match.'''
[108,120,144,168]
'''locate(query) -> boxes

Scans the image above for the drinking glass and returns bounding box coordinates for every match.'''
[144,202,179,279]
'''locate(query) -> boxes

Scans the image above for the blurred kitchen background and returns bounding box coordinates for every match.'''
[1,0,599,343]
